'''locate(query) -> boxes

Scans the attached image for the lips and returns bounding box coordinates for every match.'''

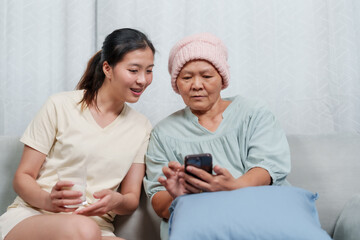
[130,88,143,93]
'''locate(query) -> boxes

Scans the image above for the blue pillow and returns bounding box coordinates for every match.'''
[168,186,331,240]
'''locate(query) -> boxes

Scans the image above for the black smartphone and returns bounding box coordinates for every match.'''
[184,153,213,179]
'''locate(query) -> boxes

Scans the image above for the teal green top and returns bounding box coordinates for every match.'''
[144,95,290,198]
[144,95,291,239]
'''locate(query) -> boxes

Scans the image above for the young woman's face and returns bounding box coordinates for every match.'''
[176,60,223,113]
[105,47,154,103]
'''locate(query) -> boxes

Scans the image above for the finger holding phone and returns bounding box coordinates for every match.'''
[183,153,237,193]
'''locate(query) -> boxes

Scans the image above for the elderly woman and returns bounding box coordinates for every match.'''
[143,33,291,240]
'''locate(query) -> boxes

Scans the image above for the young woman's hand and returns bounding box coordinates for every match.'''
[47,180,84,213]
[158,161,188,198]
[74,189,121,216]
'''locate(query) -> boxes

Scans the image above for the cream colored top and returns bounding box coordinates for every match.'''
[10,90,152,224]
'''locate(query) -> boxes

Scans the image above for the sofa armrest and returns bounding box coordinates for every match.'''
[286,134,360,237]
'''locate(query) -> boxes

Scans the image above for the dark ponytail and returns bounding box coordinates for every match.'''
[77,50,104,110]
[77,28,155,110]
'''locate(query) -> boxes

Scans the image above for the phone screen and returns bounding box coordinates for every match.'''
[184,153,213,179]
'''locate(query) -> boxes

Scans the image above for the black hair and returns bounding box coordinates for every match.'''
[77,28,155,110]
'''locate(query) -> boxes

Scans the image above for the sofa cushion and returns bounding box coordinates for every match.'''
[168,186,331,240]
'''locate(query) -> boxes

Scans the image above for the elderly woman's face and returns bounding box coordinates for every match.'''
[176,60,223,113]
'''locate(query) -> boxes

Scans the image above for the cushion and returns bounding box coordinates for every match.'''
[168,186,331,240]
[333,194,360,240]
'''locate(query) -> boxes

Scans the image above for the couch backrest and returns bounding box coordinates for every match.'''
[287,134,360,236]
[0,136,23,213]
[1,134,360,239]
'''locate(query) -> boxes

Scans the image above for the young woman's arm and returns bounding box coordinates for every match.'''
[75,163,145,216]
[13,145,80,212]
[115,163,145,215]
[13,145,47,207]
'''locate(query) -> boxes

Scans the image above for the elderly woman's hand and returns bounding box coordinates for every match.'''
[183,166,272,193]
[182,165,237,193]
[158,161,189,198]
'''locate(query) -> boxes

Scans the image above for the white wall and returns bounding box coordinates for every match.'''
[1,0,360,135]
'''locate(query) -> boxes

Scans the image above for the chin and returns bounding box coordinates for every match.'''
[126,96,141,103]
[188,105,209,112]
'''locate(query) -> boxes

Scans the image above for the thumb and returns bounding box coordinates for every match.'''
[213,165,227,176]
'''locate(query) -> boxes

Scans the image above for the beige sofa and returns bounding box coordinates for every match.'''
[1,134,360,239]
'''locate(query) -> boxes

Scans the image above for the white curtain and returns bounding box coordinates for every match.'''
[1,0,360,136]
[0,0,96,135]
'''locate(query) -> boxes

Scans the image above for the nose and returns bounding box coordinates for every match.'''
[136,72,146,86]
[191,76,203,90]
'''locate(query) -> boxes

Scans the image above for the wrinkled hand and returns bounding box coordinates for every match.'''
[74,189,120,216]
[47,181,84,213]
[158,161,189,199]
[182,165,236,193]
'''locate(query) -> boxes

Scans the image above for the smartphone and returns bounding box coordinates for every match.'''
[184,153,213,179]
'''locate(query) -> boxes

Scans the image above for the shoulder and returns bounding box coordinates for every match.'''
[228,95,273,118]
[152,108,187,135]
[47,90,84,106]
[124,104,152,130]
[36,91,83,114]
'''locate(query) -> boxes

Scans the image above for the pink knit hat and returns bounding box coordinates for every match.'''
[168,33,230,93]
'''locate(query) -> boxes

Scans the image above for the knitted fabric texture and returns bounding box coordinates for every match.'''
[168,33,230,93]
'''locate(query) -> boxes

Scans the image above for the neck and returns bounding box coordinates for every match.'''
[93,84,124,115]
[191,98,226,119]
[191,98,231,132]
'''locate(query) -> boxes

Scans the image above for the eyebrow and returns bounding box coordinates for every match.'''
[181,68,215,74]
[128,63,155,68]
[200,68,215,74]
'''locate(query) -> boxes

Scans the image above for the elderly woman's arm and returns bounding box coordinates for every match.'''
[151,191,173,219]
[144,130,189,219]
[232,167,272,187]
[183,165,271,193]
[152,161,189,219]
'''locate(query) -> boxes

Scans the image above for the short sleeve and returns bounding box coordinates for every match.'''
[20,97,58,155]
[143,130,168,199]
[244,106,291,185]
[132,120,152,164]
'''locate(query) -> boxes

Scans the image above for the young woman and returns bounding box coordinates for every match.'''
[144,33,291,240]
[0,28,155,240]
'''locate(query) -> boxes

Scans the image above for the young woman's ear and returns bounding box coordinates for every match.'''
[103,61,112,79]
